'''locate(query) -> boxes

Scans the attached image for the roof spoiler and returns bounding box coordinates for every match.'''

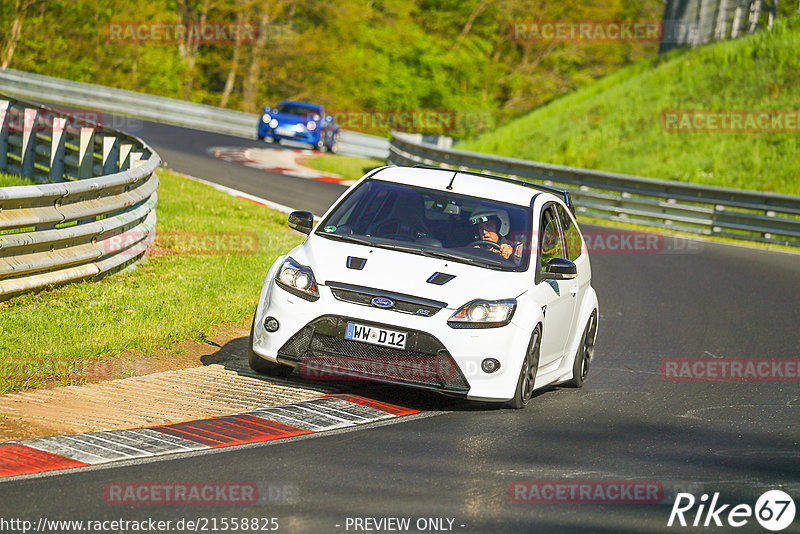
[411,164,576,215]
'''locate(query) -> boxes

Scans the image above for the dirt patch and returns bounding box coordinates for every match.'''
[79,322,251,382]
[0,414,75,442]
[294,154,316,169]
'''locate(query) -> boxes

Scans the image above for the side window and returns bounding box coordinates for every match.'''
[539,206,566,272]
[556,204,583,262]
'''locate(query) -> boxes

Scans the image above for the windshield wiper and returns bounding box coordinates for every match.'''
[317,233,375,246]
[320,234,429,256]
[417,248,502,269]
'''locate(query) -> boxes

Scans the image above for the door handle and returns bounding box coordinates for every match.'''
[569,285,579,297]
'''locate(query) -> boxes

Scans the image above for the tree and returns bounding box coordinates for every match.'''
[1,0,41,69]
[176,0,212,100]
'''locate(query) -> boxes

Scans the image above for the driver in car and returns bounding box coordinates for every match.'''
[470,210,523,260]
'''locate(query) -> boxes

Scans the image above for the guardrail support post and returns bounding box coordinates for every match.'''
[119,143,132,171]
[50,117,67,182]
[78,127,95,179]
[0,100,8,172]
[714,0,729,39]
[731,7,743,38]
[747,0,762,33]
[21,108,39,178]
[130,152,143,168]
[102,135,119,174]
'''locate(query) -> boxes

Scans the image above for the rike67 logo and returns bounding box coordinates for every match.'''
[668,490,796,531]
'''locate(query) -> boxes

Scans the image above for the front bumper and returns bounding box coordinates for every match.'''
[252,270,532,402]
[257,123,319,144]
[277,314,471,396]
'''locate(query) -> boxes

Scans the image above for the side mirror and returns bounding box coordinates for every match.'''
[288,211,314,235]
[263,105,271,112]
[544,257,577,280]
[325,115,334,123]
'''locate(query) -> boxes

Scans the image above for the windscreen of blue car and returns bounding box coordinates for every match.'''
[316,180,532,271]
[275,104,321,120]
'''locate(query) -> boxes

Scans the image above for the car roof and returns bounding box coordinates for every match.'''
[367,166,569,209]
[279,100,323,109]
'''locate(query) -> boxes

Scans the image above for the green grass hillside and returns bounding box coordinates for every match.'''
[460,17,800,196]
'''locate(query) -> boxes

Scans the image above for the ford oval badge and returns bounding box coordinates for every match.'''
[371,297,394,308]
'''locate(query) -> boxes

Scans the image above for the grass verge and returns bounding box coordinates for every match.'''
[459,16,800,196]
[0,172,36,187]
[302,153,385,181]
[0,169,303,394]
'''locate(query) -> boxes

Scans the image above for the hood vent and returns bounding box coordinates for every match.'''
[346,256,367,270]
[427,272,455,285]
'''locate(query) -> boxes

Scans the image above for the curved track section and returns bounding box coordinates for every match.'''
[2,121,798,533]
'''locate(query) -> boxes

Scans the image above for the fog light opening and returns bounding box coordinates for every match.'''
[481,358,500,373]
[264,317,280,332]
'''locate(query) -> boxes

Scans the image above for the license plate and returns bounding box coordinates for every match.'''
[275,127,295,137]
[345,322,407,350]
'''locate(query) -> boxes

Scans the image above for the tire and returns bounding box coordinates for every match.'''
[313,136,325,152]
[257,133,265,141]
[566,311,597,388]
[248,314,294,377]
[506,326,541,409]
[328,132,340,154]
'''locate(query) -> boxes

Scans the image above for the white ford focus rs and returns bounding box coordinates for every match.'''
[249,165,599,408]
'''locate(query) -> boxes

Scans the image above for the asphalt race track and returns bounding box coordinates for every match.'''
[1,121,798,533]
[134,121,345,216]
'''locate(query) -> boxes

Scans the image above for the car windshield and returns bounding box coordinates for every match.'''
[316,180,532,271]
[274,104,320,119]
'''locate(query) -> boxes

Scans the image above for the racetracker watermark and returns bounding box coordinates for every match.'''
[0,106,142,133]
[580,230,701,255]
[104,482,298,505]
[299,355,463,381]
[660,358,800,382]
[0,360,84,380]
[509,20,662,42]
[106,21,293,44]
[660,110,800,133]
[103,230,259,256]
[1,359,150,382]
[326,109,495,134]
[510,480,665,504]
[531,228,701,255]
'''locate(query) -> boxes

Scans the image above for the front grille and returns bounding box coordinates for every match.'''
[327,281,446,317]
[278,315,469,392]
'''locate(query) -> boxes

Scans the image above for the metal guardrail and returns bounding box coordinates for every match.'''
[660,0,774,53]
[0,94,160,298]
[389,131,800,247]
[338,130,391,158]
[0,68,390,160]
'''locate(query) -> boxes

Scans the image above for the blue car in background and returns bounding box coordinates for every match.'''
[257,100,340,152]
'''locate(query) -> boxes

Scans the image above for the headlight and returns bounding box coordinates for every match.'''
[269,118,278,128]
[448,299,516,328]
[275,257,319,301]
[307,121,317,131]
[262,113,271,123]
